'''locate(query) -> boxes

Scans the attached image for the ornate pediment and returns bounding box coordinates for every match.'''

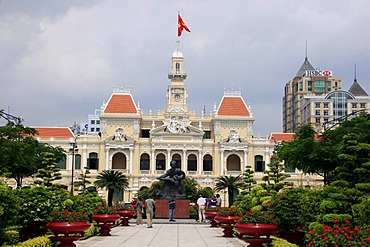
[219,130,249,144]
[105,128,134,143]
[151,123,204,136]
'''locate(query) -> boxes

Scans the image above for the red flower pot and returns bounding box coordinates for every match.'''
[234,223,278,247]
[117,210,136,226]
[214,215,238,237]
[92,214,120,236]
[204,211,219,227]
[46,222,91,247]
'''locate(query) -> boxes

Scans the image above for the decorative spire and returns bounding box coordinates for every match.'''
[354,63,357,83]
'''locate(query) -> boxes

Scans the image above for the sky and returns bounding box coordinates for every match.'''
[1,0,369,136]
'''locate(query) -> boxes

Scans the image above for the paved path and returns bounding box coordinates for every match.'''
[76,219,247,247]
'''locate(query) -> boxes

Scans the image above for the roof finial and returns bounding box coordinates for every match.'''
[176,40,180,51]
[305,40,308,60]
[354,63,357,83]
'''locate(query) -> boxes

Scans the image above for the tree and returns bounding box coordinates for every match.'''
[75,167,92,194]
[34,152,62,187]
[262,150,291,190]
[278,124,335,185]
[214,175,244,207]
[242,165,256,192]
[0,123,64,187]
[184,176,199,202]
[94,170,129,206]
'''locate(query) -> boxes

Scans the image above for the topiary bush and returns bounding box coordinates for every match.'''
[0,184,20,240]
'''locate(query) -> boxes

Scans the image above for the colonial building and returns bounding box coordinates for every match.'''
[283,56,369,133]
[26,43,320,203]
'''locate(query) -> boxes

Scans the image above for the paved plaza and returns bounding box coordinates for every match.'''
[76,219,247,247]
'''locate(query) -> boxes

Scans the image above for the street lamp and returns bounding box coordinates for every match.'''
[70,139,78,194]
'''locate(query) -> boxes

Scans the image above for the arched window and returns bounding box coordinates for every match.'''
[88,152,99,170]
[176,63,180,73]
[203,154,213,171]
[254,155,265,172]
[57,154,66,169]
[75,154,81,169]
[140,153,150,170]
[112,153,126,169]
[187,154,197,171]
[156,153,166,170]
[226,155,240,171]
[172,154,181,167]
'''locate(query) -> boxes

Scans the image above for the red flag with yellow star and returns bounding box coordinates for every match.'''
[178,13,191,37]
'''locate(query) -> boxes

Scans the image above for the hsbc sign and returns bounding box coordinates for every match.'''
[304,70,332,77]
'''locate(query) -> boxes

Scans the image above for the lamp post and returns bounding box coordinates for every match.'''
[70,139,78,194]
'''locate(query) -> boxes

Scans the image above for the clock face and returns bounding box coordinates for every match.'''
[174,94,181,101]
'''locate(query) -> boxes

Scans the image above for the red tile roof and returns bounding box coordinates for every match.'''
[269,132,322,142]
[217,97,250,116]
[104,94,138,114]
[269,133,294,142]
[33,127,74,137]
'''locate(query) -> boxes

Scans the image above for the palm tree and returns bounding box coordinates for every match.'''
[214,175,244,207]
[94,170,129,206]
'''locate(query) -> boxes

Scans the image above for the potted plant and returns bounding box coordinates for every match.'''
[214,207,242,237]
[204,207,220,227]
[234,210,277,247]
[115,202,136,226]
[46,207,90,247]
[268,187,307,245]
[92,206,120,236]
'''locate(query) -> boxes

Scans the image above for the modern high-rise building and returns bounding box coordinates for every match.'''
[283,56,369,133]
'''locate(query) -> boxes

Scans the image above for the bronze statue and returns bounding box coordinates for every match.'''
[157,160,186,199]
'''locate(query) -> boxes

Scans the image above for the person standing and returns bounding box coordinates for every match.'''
[196,194,206,222]
[145,194,155,228]
[136,196,144,225]
[168,195,176,222]
[216,193,222,207]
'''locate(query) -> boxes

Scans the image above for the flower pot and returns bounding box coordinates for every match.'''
[234,223,278,247]
[204,211,219,227]
[279,231,305,246]
[46,222,91,247]
[117,210,136,226]
[92,214,120,236]
[214,215,238,237]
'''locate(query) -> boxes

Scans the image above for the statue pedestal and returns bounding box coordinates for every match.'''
[155,199,190,219]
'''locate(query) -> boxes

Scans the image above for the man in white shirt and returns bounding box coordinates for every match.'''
[196,194,206,222]
[216,193,222,207]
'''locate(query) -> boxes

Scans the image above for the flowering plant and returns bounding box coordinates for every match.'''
[306,220,370,247]
[115,204,135,211]
[205,207,220,212]
[93,205,117,214]
[50,209,89,222]
[217,207,242,217]
[268,187,306,232]
[238,210,276,225]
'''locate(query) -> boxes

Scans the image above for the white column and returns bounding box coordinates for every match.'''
[220,150,224,175]
[151,148,155,174]
[198,148,202,175]
[105,148,109,170]
[243,148,248,172]
[265,147,270,171]
[167,148,171,167]
[129,147,133,173]
[68,152,73,170]
[182,147,187,172]
[82,144,87,169]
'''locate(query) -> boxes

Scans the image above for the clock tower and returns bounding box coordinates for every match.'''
[166,41,189,115]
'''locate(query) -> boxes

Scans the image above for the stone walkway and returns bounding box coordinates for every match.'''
[75,219,247,247]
